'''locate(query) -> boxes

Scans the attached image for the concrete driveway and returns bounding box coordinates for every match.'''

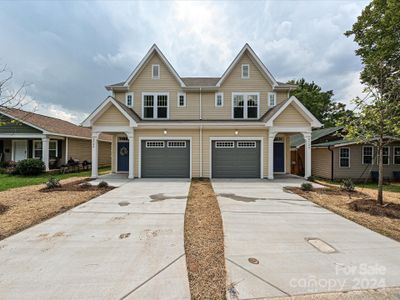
[0,179,190,299]
[213,179,400,299]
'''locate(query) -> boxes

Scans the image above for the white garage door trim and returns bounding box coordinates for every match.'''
[209,137,264,179]
[138,136,192,178]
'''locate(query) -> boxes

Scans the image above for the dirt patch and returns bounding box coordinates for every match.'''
[184,179,226,299]
[0,203,9,214]
[288,186,400,242]
[0,177,113,240]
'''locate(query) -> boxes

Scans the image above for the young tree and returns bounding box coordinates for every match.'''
[344,0,400,205]
[288,78,353,127]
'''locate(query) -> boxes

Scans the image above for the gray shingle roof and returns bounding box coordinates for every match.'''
[181,77,220,87]
[290,127,343,148]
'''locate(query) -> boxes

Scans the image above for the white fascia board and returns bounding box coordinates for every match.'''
[216,44,278,87]
[123,44,185,88]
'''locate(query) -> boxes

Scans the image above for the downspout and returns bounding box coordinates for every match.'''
[199,87,202,120]
[328,146,334,180]
[199,88,203,177]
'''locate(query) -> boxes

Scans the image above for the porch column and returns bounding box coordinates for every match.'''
[111,135,117,173]
[126,130,134,179]
[302,132,312,179]
[268,131,277,179]
[91,132,99,178]
[42,136,49,171]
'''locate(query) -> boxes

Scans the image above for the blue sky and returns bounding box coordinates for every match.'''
[0,0,368,124]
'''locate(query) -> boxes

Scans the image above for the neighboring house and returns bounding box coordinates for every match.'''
[290,127,400,181]
[82,43,322,179]
[0,107,112,170]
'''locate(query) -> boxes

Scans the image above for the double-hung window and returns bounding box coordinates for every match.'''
[215,92,223,107]
[394,147,400,165]
[33,140,42,159]
[125,92,134,107]
[143,93,168,119]
[49,140,58,158]
[339,147,350,168]
[241,64,249,79]
[362,146,373,164]
[268,92,276,107]
[177,92,186,107]
[33,140,58,159]
[379,146,390,165]
[232,93,259,119]
[152,64,160,79]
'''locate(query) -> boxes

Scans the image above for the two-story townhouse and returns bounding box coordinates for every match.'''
[83,44,322,179]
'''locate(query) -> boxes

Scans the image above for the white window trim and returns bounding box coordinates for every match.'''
[339,147,350,168]
[141,92,169,120]
[145,141,165,148]
[152,64,160,79]
[49,140,58,158]
[231,92,260,119]
[394,146,400,165]
[33,139,58,159]
[381,146,390,165]
[241,64,249,79]
[268,92,277,107]
[177,92,186,107]
[125,92,134,107]
[362,145,374,165]
[237,141,257,148]
[167,141,187,148]
[215,92,224,107]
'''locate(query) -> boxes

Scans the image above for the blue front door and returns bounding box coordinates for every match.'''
[117,142,129,172]
[273,142,285,173]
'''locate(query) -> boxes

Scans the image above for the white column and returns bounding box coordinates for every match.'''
[42,136,49,171]
[65,137,69,164]
[111,135,117,173]
[303,132,312,179]
[91,132,99,178]
[268,131,277,179]
[126,130,134,179]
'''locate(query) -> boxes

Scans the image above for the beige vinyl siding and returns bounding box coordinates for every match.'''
[93,105,129,126]
[333,143,400,180]
[276,91,289,104]
[312,148,332,179]
[68,138,111,166]
[273,104,309,127]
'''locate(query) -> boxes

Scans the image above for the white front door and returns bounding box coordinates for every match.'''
[13,140,27,161]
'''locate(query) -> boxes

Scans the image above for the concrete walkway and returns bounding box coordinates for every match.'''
[212,179,400,299]
[0,180,191,299]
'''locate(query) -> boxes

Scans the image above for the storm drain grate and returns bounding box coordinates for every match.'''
[305,237,337,253]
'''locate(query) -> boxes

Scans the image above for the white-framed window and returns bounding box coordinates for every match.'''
[125,92,134,107]
[152,64,160,79]
[268,92,276,107]
[215,141,234,148]
[380,146,390,165]
[33,140,58,159]
[232,92,259,119]
[215,92,224,107]
[167,141,186,148]
[394,146,400,165]
[146,141,165,148]
[339,147,350,168]
[177,92,186,107]
[362,146,373,165]
[142,93,169,119]
[241,64,249,79]
[237,141,256,148]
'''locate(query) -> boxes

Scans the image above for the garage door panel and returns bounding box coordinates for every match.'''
[212,140,260,178]
[141,140,190,178]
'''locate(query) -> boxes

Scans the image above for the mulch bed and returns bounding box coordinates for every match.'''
[184,179,227,299]
[0,177,113,240]
[288,186,400,242]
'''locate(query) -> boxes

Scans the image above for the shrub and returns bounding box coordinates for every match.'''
[307,176,316,182]
[97,181,108,188]
[340,178,355,193]
[46,177,61,189]
[16,159,45,176]
[79,182,92,189]
[301,182,313,191]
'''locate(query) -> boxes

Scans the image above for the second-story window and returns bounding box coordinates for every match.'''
[143,93,168,119]
[152,64,160,79]
[268,92,276,107]
[125,92,134,107]
[241,64,249,79]
[215,92,224,107]
[177,92,186,107]
[232,93,259,119]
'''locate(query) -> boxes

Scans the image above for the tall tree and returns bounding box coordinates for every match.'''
[343,0,400,205]
[288,78,353,127]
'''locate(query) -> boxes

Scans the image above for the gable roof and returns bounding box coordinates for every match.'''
[216,43,278,87]
[181,77,220,87]
[290,127,343,148]
[123,44,186,88]
[0,107,111,141]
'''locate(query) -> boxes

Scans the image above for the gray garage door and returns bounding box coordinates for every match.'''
[212,140,260,178]
[141,140,190,178]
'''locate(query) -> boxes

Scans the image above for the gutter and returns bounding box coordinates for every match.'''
[328,145,334,180]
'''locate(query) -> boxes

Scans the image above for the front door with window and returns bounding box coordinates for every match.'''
[273,142,285,173]
[117,142,129,172]
[13,140,27,161]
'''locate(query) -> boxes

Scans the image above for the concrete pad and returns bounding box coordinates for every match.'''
[213,179,400,299]
[90,173,132,187]
[0,180,190,299]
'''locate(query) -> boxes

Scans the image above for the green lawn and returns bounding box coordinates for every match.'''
[0,167,111,192]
